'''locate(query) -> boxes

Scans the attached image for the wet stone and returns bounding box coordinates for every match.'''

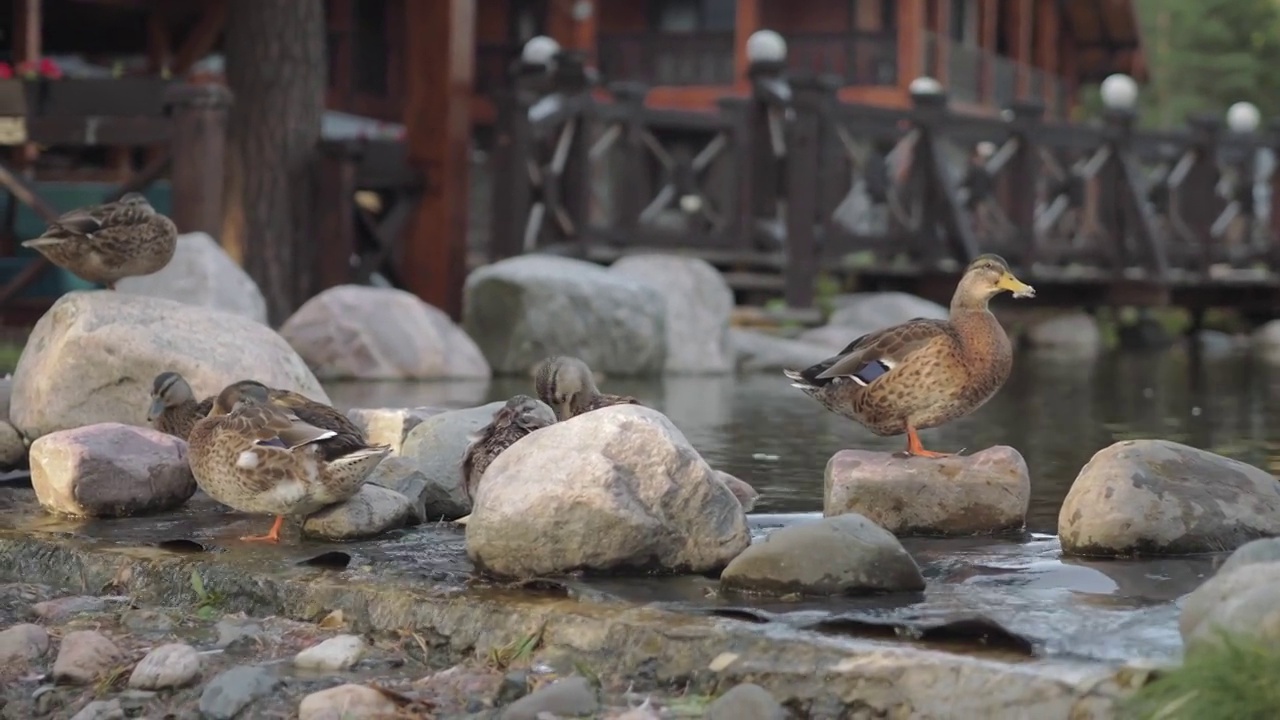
[719,514,925,597]
[198,664,281,720]
[68,699,124,720]
[302,484,412,541]
[1179,560,1280,651]
[128,642,201,690]
[364,455,431,524]
[119,608,174,637]
[213,616,263,649]
[31,595,106,620]
[298,683,400,720]
[0,420,26,470]
[294,634,366,671]
[1218,537,1280,576]
[51,630,123,685]
[705,683,787,720]
[0,622,49,665]
[500,675,598,720]
[346,406,448,455]
[415,664,507,715]
[400,401,513,520]
[715,470,760,513]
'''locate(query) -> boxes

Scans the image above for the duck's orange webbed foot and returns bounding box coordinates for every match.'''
[239,515,285,543]
[904,426,954,459]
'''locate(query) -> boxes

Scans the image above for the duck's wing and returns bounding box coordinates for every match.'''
[225,401,336,450]
[802,318,955,385]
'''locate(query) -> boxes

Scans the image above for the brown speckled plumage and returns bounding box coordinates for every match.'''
[148,371,213,441]
[22,192,177,289]
[534,355,640,421]
[461,394,557,504]
[784,254,1035,457]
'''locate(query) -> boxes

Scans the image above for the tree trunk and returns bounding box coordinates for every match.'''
[222,0,325,325]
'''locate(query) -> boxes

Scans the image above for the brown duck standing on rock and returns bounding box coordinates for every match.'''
[22,192,178,289]
[460,394,557,505]
[187,382,390,543]
[534,355,640,421]
[784,254,1035,458]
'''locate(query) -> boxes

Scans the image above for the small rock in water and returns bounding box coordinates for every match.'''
[1217,537,1280,576]
[364,455,432,524]
[714,470,760,513]
[69,699,125,720]
[119,608,174,636]
[199,665,281,720]
[0,419,26,470]
[32,595,106,620]
[294,634,366,671]
[1058,439,1280,556]
[51,630,124,684]
[719,514,925,596]
[128,642,201,689]
[346,406,448,455]
[298,683,401,720]
[824,446,1030,536]
[29,423,196,517]
[0,623,49,665]
[214,616,263,649]
[705,683,787,720]
[1179,560,1280,650]
[302,484,412,540]
[500,675,598,720]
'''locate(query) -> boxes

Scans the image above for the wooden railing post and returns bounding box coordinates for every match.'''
[314,140,361,293]
[1179,114,1225,271]
[738,58,791,250]
[1266,118,1280,273]
[911,86,979,266]
[1003,100,1043,266]
[548,52,594,250]
[489,68,540,260]
[1103,107,1167,279]
[609,81,649,234]
[783,75,835,308]
[164,83,231,239]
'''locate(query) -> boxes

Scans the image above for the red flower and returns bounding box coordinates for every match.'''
[0,63,13,80]
[37,58,61,79]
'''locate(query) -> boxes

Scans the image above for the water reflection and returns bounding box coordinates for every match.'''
[324,348,1276,533]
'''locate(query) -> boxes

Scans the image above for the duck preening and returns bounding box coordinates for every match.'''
[534,355,640,421]
[461,394,557,504]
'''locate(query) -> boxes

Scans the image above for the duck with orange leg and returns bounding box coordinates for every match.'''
[784,254,1035,458]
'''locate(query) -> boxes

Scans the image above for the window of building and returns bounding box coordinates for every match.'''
[653,0,736,33]
[949,0,978,44]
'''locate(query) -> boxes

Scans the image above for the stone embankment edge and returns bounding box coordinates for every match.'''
[0,533,1146,718]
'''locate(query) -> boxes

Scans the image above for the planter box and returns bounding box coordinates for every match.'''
[0,78,173,118]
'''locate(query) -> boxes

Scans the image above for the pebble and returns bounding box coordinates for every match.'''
[69,699,125,720]
[128,642,201,689]
[120,608,174,636]
[705,683,787,720]
[294,634,366,671]
[32,595,106,621]
[0,622,49,664]
[214,616,263,649]
[198,665,281,720]
[298,683,401,720]
[501,676,598,720]
[51,630,123,685]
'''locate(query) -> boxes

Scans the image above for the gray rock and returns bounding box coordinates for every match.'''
[119,609,174,637]
[1179,561,1280,651]
[609,254,734,374]
[69,699,125,720]
[293,634,366,671]
[346,406,447,455]
[705,683,787,720]
[51,630,123,684]
[714,471,760,513]
[199,665,281,720]
[31,595,106,620]
[281,285,491,381]
[10,291,326,441]
[400,401,514,519]
[0,420,26,469]
[128,642,201,689]
[364,455,432,524]
[1217,537,1280,577]
[729,328,830,373]
[828,292,948,328]
[1058,439,1280,556]
[0,622,49,665]
[825,446,1030,536]
[214,617,263,649]
[29,423,195,517]
[463,255,666,376]
[721,515,924,596]
[302,484,412,541]
[501,675,598,720]
[116,231,268,324]
[1252,320,1280,364]
[467,405,750,578]
[1025,312,1102,355]
[796,323,865,351]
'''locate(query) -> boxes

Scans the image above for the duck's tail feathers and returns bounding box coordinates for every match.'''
[783,368,819,390]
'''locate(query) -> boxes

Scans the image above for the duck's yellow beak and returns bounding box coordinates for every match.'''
[996,271,1035,299]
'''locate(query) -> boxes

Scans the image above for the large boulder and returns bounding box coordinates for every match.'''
[30,422,195,517]
[609,254,733,374]
[824,446,1030,536]
[462,255,665,376]
[1180,559,1280,651]
[729,329,830,373]
[11,291,326,441]
[719,514,925,596]
[466,405,749,578]
[827,292,948,329]
[345,406,449,455]
[1058,439,1280,557]
[1024,312,1103,356]
[116,232,268,324]
[280,285,490,381]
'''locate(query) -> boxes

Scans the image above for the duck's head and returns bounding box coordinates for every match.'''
[953,254,1035,309]
[148,371,194,422]
[534,356,599,421]
[210,379,272,416]
[496,394,558,431]
[118,192,155,214]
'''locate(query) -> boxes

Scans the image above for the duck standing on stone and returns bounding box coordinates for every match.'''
[461,394,557,505]
[784,254,1035,458]
[187,381,391,543]
[21,192,178,289]
[534,355,640,421]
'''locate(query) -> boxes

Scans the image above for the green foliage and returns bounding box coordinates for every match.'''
[189,569,224,620]
[1121,634,1280,720]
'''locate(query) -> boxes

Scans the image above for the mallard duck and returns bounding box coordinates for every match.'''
[187,382,391,543]
[22,192,178,289]
[784,254,1035,458]
[224,379,370,457]
[460,395,557,505]
[147,371,213,440]
[534,356,640,421]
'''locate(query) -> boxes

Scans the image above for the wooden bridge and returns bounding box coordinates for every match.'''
[487,54,1280,321]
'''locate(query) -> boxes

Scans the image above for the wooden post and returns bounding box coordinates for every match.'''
[733,0,762,89]
[489,77,536,261]
[979,0,997,104]
[315,141,360,291]
[546,0,598,63]
[13,0,40,170]
[165,83,232,239]
[1003,101,1043,265]
[1035,0,1059,113]
[931,0,950,88]
[610,82,650,234]
[403,0,475,320]
[784,77,835,308]
[1012,0,1033,99]
[897,0,926,89]
[1179,115,1225,271]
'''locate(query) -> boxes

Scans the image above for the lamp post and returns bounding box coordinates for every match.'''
[746,29,788,77]
[1226,101,1261,135]
[520,35,561,70]
[1099,72,1138,126]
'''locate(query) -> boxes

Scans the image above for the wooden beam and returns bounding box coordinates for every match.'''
[1013,0,1033,98]
[733,0,761,89]
[403,0,474,319]
[932,0,950,89]
[980,0,997,103]
[545,0,596,60]
[14,0,41,64]
[173,0,228,77]
[1035,0,1060,113]
[897,0,926,89]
